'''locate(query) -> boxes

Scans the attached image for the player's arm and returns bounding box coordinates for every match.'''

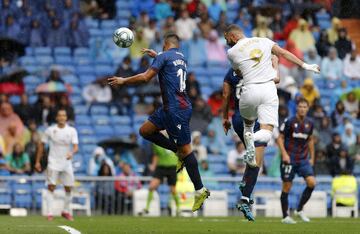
[221,81,232,135]
[108,68,157,87]
[276,133,290,164]
[35,141,44,172]
[308,135,315,166]
[272,55,280,84]
[271,44,320,73]
[66,144,79,160]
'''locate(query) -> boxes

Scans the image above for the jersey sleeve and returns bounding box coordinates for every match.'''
[264,38,276,50]
[41,127,51,144]
[150,53,166,71]
[71,128,79,145]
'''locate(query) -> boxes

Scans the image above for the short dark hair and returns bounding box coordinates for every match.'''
[56,108,67,115]
[225,24,243,34]
[164,32,180,46]
[297,97,309,106]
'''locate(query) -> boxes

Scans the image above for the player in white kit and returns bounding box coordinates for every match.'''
[35,109,79,221]
[223,24,320,221]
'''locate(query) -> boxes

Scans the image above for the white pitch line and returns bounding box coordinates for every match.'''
[58,225,81,234]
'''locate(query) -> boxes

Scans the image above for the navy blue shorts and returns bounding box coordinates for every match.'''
[148,107,192,146]
[280,161,314,182]
[232,113,267,147]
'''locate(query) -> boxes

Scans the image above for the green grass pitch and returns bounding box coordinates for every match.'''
[0,216,360,234]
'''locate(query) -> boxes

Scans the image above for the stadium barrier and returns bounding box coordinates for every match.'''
[0,176,358,217]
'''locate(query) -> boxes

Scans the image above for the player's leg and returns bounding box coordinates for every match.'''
[46,168,58,221]
[170,185,180,214]
[144,177,161,213]
[280,162,296,224]
[61,170,75,221]
[167,167,180,214]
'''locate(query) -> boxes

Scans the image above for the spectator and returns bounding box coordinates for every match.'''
[29,19,44,47]
[3,15,20,39]
[327,17,341,44]
[289,19,315,53]
[208,0,222,22]
[203,128,226,155]
[349,135,360,165]
[52,96,75,124]
[150,31,163,53]
[199,160,215,179]
[270,11,285,40]
[331,101,347,128]
[304,48,322,79]
[283,12,301,39]
[252,16,273,39]
[46,18,66,47]
[24,123,41,174]
[155,0,173,21]
[136,56,150,74]
[14,94,33,125]
[0,102,24,140]
[5,143,30,175]
[46,69,65,83]
[343,49,360,80]
[83,79,112,105]
[279,40,303,80]
[129,28,149,59]
[227,141,246,176]
[0,155,10,176]
[335,28,353,60]
[115,56,135,78]
[215,11,227,36]
[143,19,157,44]
[32,95,54,126]
[198,13,213,39]
[91,0,116,19]
[205,30,227,63]
[88,147,115,176]
[343,92,359,117]
[321,47,343,81]
[175,10,197,41]
[316,30,332,57]
[316,117,333,151]
[313,150,329,175]
[234,9,252,37]
[310,104,326,130]
[190,97,212,134]
[191,131,207,161]
[326,133,350,176]
[186,72,201,102]
[342,123,356,148]
[162,16,176,35]
[138,11,150,28]
[187,29,207,66]
[114,163,141,214]
[334,80,352,99]
[207,90,223,116]
[95,162,115,214]
[67,19,89,48]
[299,78,320,107]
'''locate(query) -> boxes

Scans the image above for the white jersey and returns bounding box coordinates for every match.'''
[42,124,79,171]
[227,37,277,85]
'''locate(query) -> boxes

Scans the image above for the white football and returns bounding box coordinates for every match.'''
[113,27,134,48]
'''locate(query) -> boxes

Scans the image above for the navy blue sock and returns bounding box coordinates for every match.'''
[142,132,177,153]
[184,152,203,190]
[297,186,314,211]
[281,191,289,218]
[241,165,259,199]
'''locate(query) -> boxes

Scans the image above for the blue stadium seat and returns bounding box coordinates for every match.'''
[95,57,113,66]
[25,47,34,56]
[117,10,131,19]
[62,74,79,85]
[77,125,95,135]
[55,56,73,65]
[70,95,83,105]
[36,56,54,65]
[74,47,90,58]
[81,144,97,155]
[111,116,131,125]
[14,192,33,208]
[79,74,97,85]
[76,115,92,125]
[80,136,98,144]
[74,57,93,66]
[54,47,71,56]
[9,95,20,105]
[20,56,36,66]
[71,85,82,95]
[114,125,134,136]
[74,105,88,115]
[117,19,129,27]
[84,18,99,28]
[92,115,111,125]
[211,163,228,174]
[133,115,148,124]
[201,86,214,97]
[95,65,113,76]
[0,189,11,205]
[100,20,117,29]
[211,76,223,88]
[34,47,52,56]
[90,105,109,115]
[89,28,102,37]
[24,75,42,85]
[94,125,115,136]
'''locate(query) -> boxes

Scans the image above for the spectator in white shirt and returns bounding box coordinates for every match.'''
[321,47,343,81]
[343,49,360,80]
[191,131,208,161]
[227,141,246,176]
[82,79,112,105]
[175,10,197,40]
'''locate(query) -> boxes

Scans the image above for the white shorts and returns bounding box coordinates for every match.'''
[46,167,74,187]
[239,81,279,127]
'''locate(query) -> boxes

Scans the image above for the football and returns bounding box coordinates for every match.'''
[113,27,134,48]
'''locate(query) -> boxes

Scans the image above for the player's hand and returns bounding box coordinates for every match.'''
[309,158,315,166]
[35,162,42,172]
[282,153,291,164]
[141,48,157,58]
[108,76,125,87]
[302,63,320,74]
[66,152,73,160]
[222,118,232,135]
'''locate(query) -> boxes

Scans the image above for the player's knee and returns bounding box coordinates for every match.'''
[254,129,272,143]
[307,179,316,189]
[139,126,148,138]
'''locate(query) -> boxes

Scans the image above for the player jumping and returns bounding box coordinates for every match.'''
[108,33,209,212]
[222,56,280,221]
[277,98,316,224]
[35,109,79,221]
[223,24,319,220]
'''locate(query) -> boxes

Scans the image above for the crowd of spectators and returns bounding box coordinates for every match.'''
[0,0,359,179]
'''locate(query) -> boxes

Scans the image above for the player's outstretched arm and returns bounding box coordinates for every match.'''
[276,133,290,164]
[34,142,44,172]
[272,55,281,84]
[221,81,232,135]
[308,136,315,166]
[271,44,320,74]
[108,68,158,88]
[141,48,157,58]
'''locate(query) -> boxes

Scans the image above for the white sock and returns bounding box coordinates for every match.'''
[196,187,205,193]
[254,129,272,144]
[241,196,250,202]
[243,121,254,135]
[63,192,72,214]
[47,190,54,216]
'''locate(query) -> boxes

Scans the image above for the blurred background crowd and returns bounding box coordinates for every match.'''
[0,0,359,182]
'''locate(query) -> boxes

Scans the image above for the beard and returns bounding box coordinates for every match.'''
[227,40,236,47]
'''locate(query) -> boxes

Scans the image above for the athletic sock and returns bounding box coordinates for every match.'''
[297,187,314,211]
[47,190,54,216]
[142,132,177,153]
[243,121,254,135]
[253,129,272,144]
[184,152,203,191]
[280,191,289,218]
[241,165,260,198]
[145,190,153,211]
[64,192,72,214]
[172,193,180,210]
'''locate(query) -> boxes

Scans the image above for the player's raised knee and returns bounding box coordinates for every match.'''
[254,129,273,144]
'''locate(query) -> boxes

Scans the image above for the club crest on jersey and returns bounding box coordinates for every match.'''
[177,124,181,130]
[294,123,298,128]
[305,123,309,129]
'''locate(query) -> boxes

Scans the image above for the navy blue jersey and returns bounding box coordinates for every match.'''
[150,48,191,111]
[223,69,241,113]
[280,116,314,164]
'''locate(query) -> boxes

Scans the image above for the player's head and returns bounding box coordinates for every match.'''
[296,98,309,118]
[56,109,68,125]
[224,24,244,47]
[163,32,180,51]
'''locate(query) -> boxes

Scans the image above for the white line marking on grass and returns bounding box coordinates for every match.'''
[58,225,81,234]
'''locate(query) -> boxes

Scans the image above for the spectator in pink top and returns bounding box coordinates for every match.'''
[205,30,227,63]
[0,102,24,137]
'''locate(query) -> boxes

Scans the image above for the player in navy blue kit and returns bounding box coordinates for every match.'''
[108,33,209,212]
[277,98,316,224]
[222,56,279,221]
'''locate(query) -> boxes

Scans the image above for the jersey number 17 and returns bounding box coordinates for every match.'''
[177,68,187,92]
